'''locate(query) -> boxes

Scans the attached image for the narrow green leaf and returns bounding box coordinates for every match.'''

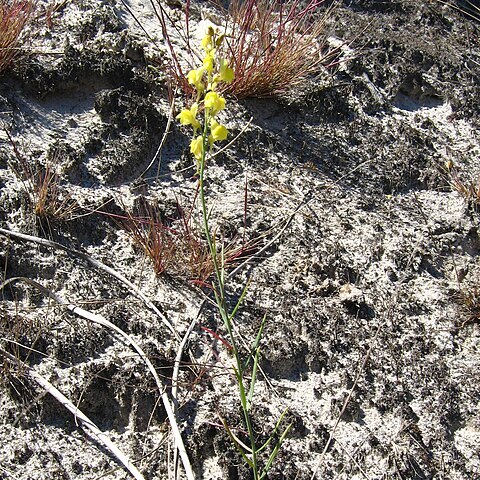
[207,203,215,223]
[257,408,289,454]
[253,313,267,351]
[243,312,266,372]
[235,365,249,412]
[229,277,251,322]
[260,422,292,480]
[220,245,225,286]
[247,345,260,410]
[220,417,253,468]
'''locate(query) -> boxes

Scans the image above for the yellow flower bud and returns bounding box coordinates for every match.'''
[204,91,226,116]
[176,103,201,131]
[201,34,212,51]
[201,26,216,51]
[190,136,204,160]
[215,34,225,47]
[218,58,234,83]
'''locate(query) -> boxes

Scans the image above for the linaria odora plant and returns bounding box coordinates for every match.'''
[177,28,291,480]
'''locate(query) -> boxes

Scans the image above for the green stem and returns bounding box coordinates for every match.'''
[198,113,259,479]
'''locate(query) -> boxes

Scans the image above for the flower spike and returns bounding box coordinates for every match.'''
[177,28,233,169]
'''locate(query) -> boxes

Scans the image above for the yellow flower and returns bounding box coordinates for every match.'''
[203,51,215,73]
[204,91,226,116]
[218,58,234,83]
[201,33,213,51]
[187,67,205,91]
[209,119,228,144]
[176,103,201,131]
[190,135,204,160]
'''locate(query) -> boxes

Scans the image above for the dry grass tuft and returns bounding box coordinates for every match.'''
[451,175,480,207]
[122,0,341,98]
[222,0,340,98]
[6,133,79,223]
[455,284,480,327]
[27,166,77,222]
[122,201,179,277]
[447,163,480,210]
[28,160,78,221]
[121,200,258,284]
[0,0,33,74]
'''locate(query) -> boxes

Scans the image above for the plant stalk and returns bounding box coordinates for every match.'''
[198,119,259,478]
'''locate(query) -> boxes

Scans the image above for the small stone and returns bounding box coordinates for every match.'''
[339,283,364,304]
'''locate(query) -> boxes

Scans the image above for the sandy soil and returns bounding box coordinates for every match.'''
[1,0,480,479]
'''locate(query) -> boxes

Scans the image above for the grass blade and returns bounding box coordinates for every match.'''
[242,312,266,372]
[220,417,254,468]
[247,315,267,410]
[260,422,292,479]
[229,277,251,322]
[256,407,289,454]
[247,344,260,410]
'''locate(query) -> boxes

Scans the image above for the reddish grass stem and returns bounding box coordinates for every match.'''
[221,0,339,98]
[0,0,33,74]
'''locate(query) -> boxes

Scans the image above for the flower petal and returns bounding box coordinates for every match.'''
[210,119,228,142]
[219,58,234,83]
[204,91,226,115]
[176,103,201,130]
[187,67,205,91]
[190,136,204,160]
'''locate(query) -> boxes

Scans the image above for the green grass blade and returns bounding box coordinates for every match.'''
[229,277,251,321]
[220,417,254,468]
[256,408,289,454]
[220,245,225,286]
[259,422,292,480]
[247,345,260,410]
[234,365,249,411]
[253,313,266,351]
[242,312,266,372]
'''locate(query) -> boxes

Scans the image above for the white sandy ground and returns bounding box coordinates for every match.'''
[1,0,480,479]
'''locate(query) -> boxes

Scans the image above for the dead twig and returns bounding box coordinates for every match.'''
[134,87,178,182]
[0,276,195,480]
[0,227,177,338]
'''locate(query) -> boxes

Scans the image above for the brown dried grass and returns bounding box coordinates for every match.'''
[122,200,259,284]
[222,0,340,98]
[0,0,33,74]
[448,165,480,210]
[6,132,79,223]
